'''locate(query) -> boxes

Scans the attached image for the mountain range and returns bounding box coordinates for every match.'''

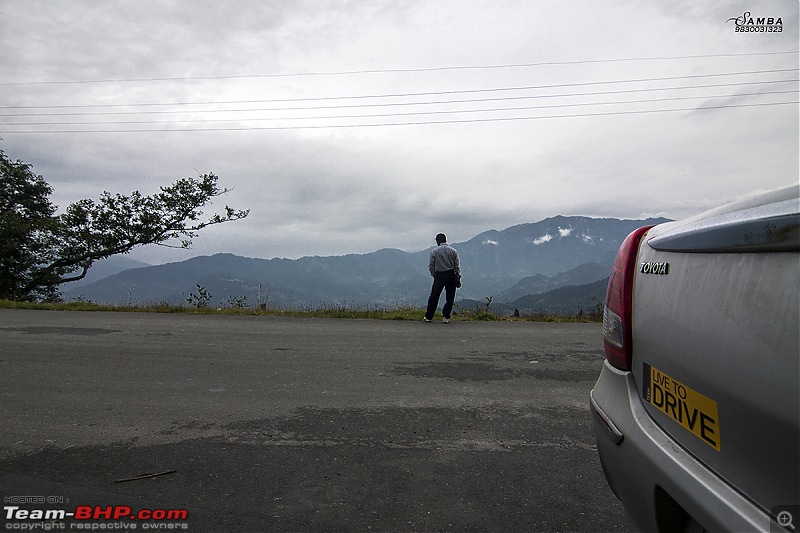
[63,215,669,312]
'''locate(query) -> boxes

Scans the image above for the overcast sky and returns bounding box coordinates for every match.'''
[1,0,797,264]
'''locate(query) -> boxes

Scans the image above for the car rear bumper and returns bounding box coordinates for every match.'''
[590,360,788,532]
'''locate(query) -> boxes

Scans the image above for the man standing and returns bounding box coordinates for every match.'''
[425,233,461,323]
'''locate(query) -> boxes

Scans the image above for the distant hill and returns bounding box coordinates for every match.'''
[504,278,609,316]
[452,215,666,297]
[65,250,429,308]
[493,262,609,303]
[457,278,609,317]
[63,215,668,308]
[62,256,151,290]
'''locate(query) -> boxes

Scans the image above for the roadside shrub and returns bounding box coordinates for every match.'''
[186,285,212,308]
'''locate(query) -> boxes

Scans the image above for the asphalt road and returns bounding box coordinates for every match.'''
[0,309,631,532]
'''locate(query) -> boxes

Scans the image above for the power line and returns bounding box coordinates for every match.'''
[3,80,796,117]
[1,100,795,134]
[4,90,796,126]
[3,68,797,111]
[0,68,800,117]
[0,51,796,86]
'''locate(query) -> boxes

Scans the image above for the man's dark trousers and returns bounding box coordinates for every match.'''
[426,269,457,320]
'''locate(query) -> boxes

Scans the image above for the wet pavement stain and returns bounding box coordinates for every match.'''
[392,361,521,382]
[223,405,593,451]
[0,326,120,336]
[391,361,599,383]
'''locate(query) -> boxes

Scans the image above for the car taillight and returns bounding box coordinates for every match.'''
[603,225,653,371]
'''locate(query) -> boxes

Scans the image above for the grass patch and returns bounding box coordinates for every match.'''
[0,299,602,323]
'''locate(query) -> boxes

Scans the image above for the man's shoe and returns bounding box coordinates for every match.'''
[442,318,450,324]
[423,317,432,322]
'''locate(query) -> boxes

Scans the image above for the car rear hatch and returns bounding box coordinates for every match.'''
[631,185,799,515]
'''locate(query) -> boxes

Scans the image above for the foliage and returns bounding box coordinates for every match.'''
[225,295,248,309]
[0,147,249,301]
[0,149,60,301]
[186,285,213,308]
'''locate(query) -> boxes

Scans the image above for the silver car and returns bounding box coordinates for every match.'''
[590,185,799,532]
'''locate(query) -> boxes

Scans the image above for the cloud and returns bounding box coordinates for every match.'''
[558,227,572,238]
[532,234,553,245]
[0,0,797,263]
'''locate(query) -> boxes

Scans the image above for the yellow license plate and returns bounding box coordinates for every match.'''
[643,363,721,451]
